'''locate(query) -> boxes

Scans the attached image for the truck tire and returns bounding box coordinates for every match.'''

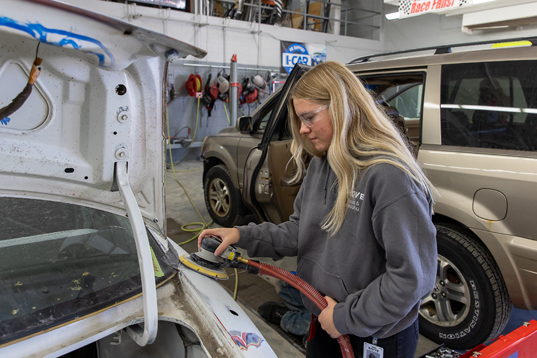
[204,165,245,227]
[419,224,511,350]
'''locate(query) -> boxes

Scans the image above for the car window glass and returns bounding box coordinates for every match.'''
[252,88,281,132]
[258,106,274,131]
[0,197,173,343]
[362,74,424,150]
[441,61,537,151]
[387,84,423,119]
[279,107,292,141]
[379,83,414,104]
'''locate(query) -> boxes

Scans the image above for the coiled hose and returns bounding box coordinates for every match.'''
[238,257,355,358]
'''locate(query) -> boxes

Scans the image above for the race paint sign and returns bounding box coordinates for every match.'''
[399,0,473,18]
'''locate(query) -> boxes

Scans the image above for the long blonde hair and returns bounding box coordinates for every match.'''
[287,61,434,235]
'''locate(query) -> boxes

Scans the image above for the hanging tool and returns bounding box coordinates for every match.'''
[179,235,355,358]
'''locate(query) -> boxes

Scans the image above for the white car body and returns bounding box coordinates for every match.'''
[0,1,276,357]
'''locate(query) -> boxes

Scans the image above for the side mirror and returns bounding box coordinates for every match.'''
[237,116,254,133]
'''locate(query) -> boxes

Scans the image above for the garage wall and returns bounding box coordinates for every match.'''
[61,0,384,160]
[62,0,384,67]
[383,4,537,52]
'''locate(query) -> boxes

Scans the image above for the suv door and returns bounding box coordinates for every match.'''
[236,89,282,192]
[242,65,308,224]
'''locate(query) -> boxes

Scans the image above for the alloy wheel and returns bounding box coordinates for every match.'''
[419,254,470,327]
[208,177,230,218]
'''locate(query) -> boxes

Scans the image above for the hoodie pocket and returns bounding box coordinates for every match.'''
[297,256,350,306]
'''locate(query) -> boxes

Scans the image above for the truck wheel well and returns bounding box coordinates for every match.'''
[432,213,481,242]
[432,213,500,274]
[202,157,223,183]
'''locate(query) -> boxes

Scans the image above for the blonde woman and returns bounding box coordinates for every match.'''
[200,61,437,358]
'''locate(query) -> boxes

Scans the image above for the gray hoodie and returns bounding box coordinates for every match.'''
[236,156,437,338]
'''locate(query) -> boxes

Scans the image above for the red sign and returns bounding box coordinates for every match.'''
[399,0,472,18]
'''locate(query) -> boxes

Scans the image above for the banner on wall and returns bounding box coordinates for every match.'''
[281,41,327,74]
[399,0,473,18]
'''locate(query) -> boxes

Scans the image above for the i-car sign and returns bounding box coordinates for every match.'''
[282,43,311,74]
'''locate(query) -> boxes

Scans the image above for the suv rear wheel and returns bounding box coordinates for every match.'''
[419,224,511,349]
[204,165,245,227]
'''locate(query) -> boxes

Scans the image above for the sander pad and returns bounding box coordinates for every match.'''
[179,252,229,280]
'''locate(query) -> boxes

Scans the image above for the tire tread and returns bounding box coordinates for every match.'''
[437,224,511,345]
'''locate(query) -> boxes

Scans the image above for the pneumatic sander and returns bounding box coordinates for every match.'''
[179,235,257,280]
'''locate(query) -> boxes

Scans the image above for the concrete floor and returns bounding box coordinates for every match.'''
[164,159,537,358]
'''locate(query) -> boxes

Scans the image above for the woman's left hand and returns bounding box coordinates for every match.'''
[318,296,342,339]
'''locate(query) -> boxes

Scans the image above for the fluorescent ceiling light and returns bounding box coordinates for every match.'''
[472,0,497,4]
[475,25,509,30]
[385,12,400,20]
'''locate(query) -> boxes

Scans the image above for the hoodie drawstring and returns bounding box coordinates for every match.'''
[324,165,330,205]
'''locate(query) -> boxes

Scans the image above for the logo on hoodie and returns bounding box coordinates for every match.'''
[348,190,365,212]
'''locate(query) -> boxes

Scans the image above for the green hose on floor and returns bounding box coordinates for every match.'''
[166,104,239,300]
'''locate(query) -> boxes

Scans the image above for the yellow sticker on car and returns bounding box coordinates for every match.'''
[492,40,532,48]
[151,247,165,277]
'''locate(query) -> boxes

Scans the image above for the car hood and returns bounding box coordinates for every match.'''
[0,0,206,229]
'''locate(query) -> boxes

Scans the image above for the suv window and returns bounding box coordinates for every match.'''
[387,84,423,120]
[258,104,274,132]
[441,61,537,151]
[365,77,424,118]
[256,89,292,141]
[363,74,424,146]
[254,88,282,132]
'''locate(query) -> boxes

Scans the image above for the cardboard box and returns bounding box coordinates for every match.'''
[290,2,323,31]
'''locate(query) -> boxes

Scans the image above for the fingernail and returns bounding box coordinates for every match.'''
[214,250,220,256]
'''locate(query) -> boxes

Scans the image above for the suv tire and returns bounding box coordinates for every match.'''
[204,165,245,227]
[419,224,511,349]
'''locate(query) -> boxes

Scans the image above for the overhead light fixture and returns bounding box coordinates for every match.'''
[462,2,537,34]
[472,0,497,4]
[385,12,400,20]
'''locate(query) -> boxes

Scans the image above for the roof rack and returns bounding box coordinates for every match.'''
[346,36,537,65]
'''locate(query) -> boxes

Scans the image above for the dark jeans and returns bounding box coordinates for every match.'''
[276,281,311,336]
[306,317,419,358]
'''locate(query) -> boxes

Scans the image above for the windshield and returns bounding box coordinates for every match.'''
[0,197,173,344]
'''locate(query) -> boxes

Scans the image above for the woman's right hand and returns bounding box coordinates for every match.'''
[198,228,240,256]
